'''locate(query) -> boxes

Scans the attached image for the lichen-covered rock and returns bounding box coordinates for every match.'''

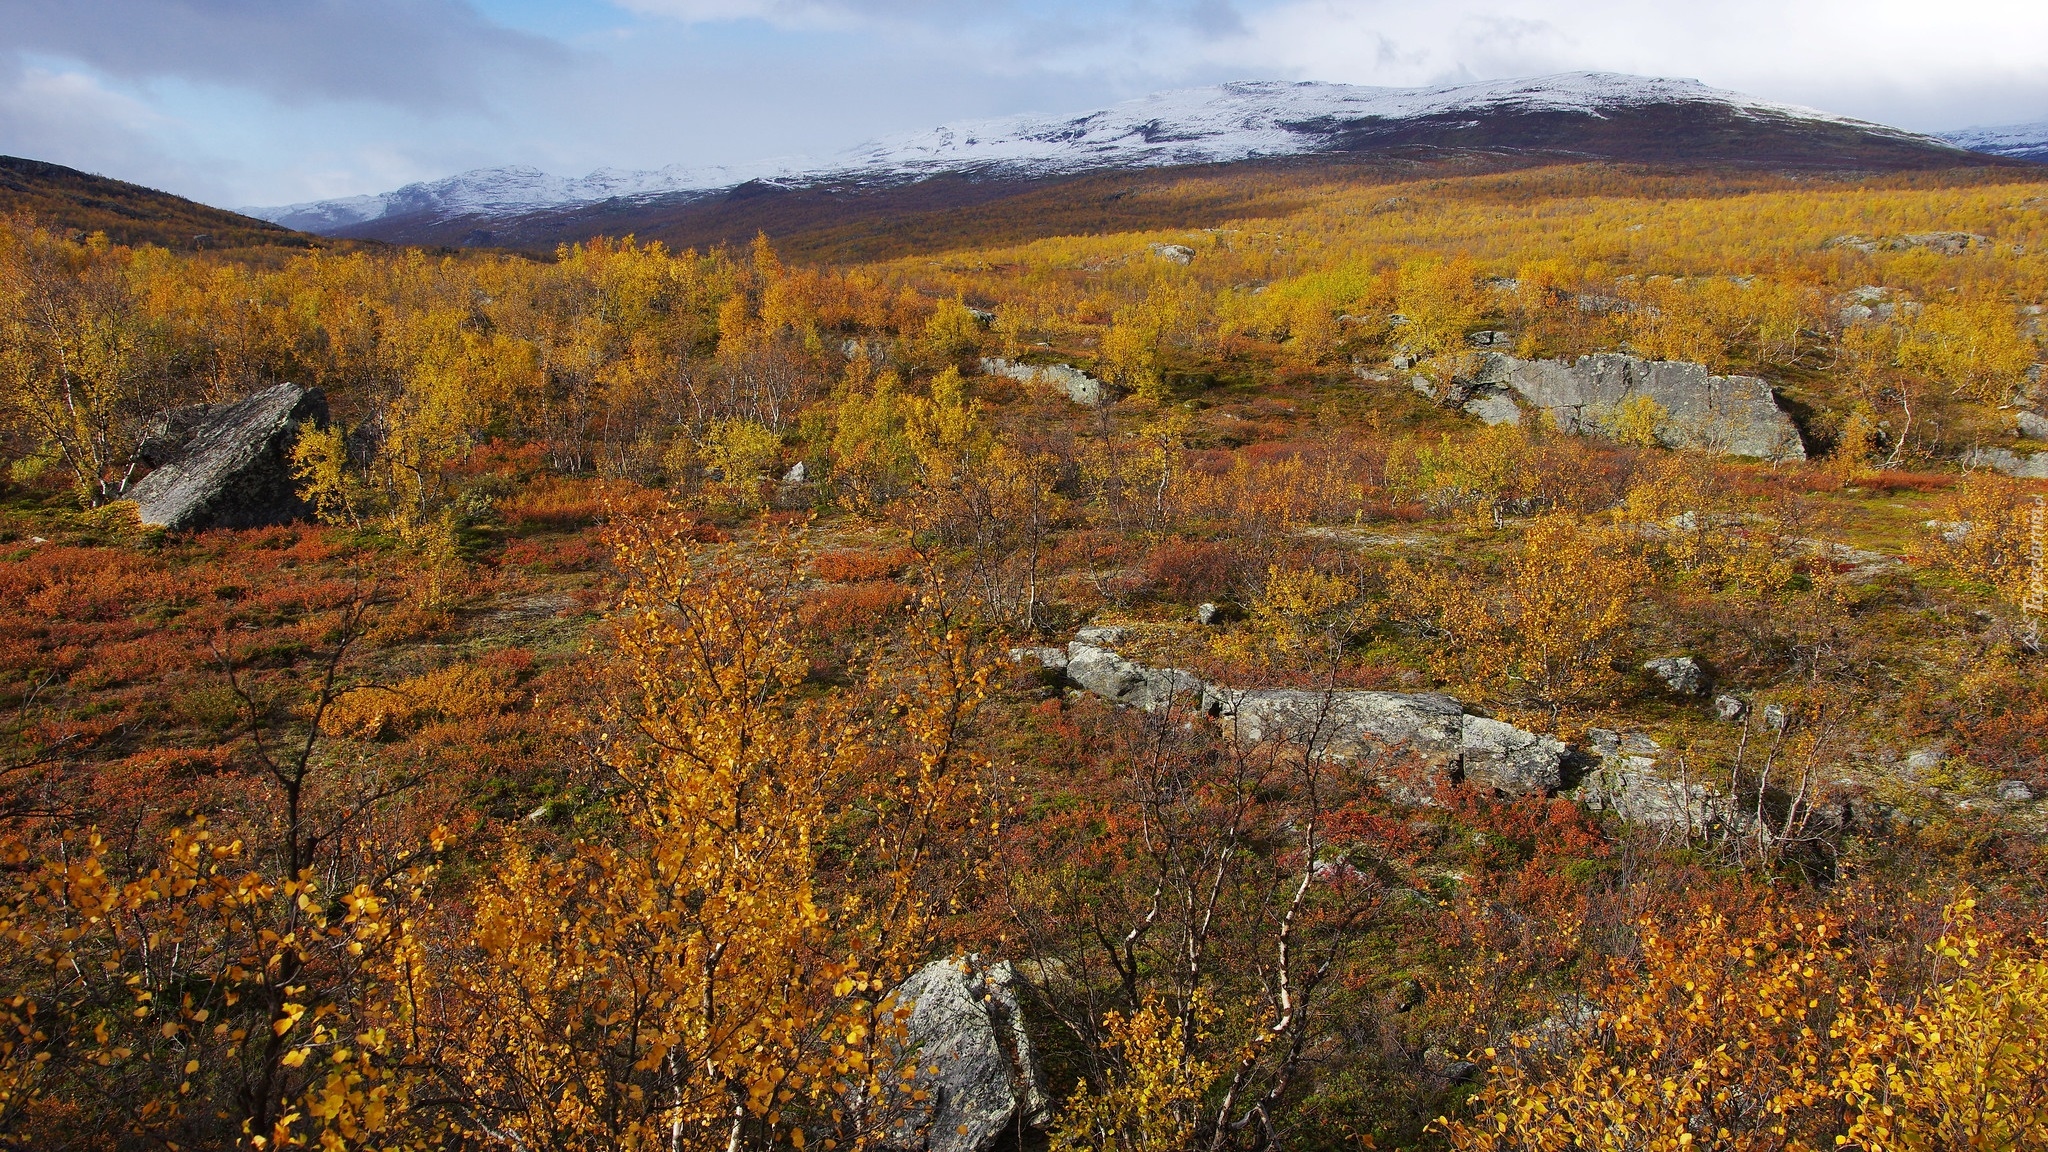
[1008,646,1069,672]
[878,956,1048,1152]
[1058,635,1563,796]
[1642,655,1706,696]
[128,383,327,531]
[980,358,1113,405]
[1457,352,1805,460]
[1574,728,1723,834]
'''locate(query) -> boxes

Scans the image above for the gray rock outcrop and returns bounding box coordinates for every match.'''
[2017,410,2048,441]
[127,383,328,531]
[1147,242,1195,264]
[879,956,1048,1152]
[1066,643,1212,713]
[1573,729,1724,836]
[1223,688,1564,796]
[1965,446,2048,478]
[980,358,1113,405]
[1824,232,1989,255]
[1455,352,1805,460]
[1058,635,1564,797]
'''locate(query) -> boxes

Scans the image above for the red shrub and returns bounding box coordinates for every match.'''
[811,548,914,583]
[1144,538,1239,602]
[797,582,914,635]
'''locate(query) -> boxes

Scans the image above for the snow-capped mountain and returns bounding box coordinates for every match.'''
[253,162,798,233]
[839,74,1887,175]
[248,72,1955,235]
[1939,121,2048,162]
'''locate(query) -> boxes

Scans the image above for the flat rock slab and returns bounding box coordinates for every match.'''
[1060,637,1564,796]
[129,383,327,531]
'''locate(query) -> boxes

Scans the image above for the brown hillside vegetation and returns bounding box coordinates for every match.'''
[1,162,2046,1150]
[0,156,323,252]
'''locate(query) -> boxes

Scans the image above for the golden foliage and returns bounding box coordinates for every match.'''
[1391,512,1647,717]
[393,520,992,1151]
[1051,996,1221,1152]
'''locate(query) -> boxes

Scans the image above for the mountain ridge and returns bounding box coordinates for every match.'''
[248,72,1983,239]
[1940,121,2048,162]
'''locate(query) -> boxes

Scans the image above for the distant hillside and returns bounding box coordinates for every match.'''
[0,157,317,250]
[1940,122,2048,162]
[248,72,2029,258]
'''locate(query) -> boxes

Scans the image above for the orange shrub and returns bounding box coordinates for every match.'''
[795,581,913,634]
[810,547,914,583]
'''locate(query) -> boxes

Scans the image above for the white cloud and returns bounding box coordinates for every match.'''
[1214,0,2048,129]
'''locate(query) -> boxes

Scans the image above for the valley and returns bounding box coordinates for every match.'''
[1,70,2046,1152]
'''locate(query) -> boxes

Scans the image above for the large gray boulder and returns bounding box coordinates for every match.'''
[1457,352,1805,460]
[1642,655,1706,696]
[980,358,1114,406]
[127,383,327,531]
[879,956,1048,1152]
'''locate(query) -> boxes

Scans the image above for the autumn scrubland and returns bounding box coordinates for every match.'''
[2,162,2047,1150]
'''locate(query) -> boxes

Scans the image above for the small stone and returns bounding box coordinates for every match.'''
[1995,780,2036,803]
[1467,329,1512,348]
[2018,410,2048,441]
[1642,656,1706,696]
[781,460,808,483]
[1074,625,1127,646]
[1763,704,1788,731]
[1905,746,1947,772]
[1713,694,1746,721]
[1196,602,1222,625]
[1147,242,1195,264]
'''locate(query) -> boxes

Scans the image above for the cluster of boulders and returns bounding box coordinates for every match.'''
[1412,351,1806,461]
[1027,630,2033,836]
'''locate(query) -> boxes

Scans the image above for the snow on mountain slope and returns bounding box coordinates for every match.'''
[245,73,1953,232]
[1939,121,2048,161]
[253,162,797,233]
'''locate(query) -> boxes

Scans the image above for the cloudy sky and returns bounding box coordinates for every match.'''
[2,0,2044,210]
